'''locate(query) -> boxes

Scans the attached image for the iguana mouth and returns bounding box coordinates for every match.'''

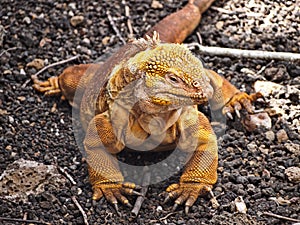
[150,91,208,106]
[158,90,208,101]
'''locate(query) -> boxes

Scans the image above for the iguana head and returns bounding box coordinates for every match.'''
[127,41,214,110]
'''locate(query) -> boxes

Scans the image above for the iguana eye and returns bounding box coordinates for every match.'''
[192,80,201,88]
[165,73,182,85]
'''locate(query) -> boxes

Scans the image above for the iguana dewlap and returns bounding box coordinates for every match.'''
[32,33,261,213]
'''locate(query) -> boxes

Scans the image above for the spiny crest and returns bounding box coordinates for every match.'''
[135,31,161,50]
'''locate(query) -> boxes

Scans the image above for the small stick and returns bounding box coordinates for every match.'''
[262,212,300,223]
[196,32,203,45]
[22,212,28,225]
[58,167,77,185]
[186,43,300,62]
[257,60,274,75]
[106,11,126,45]
[122,0,134,39]
[0,217,51,225]
[159,212,177,221]
[0,47,19,57]
[125,5,134,39]
[131,167,151,217]
[209,190,220,209]
[31,55,80,78]
[149,212,177,223]
[71,196,89,225]
[210,6,240,15]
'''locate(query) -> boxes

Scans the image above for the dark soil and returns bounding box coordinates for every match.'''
[0,0,299,224]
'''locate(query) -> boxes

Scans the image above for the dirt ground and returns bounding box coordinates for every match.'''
[0,0,299,224]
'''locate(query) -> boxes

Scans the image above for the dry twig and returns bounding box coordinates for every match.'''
[122,0,134,39]
[210,6,238,15]
[186,43,300,62]
[262,212,300,223]
[71,196,89,225]
[196,32,203,45]
[159,212,177,221]
[0,47,19,57]
[31,55,80,78]
[131,167,151,217]
[125,5,134,39]
[149,212,177,223]
[22,212,28,225]
[0,217,51,225]
[58,167,77,185]
[107,11,126,45]
[257,60,274,75]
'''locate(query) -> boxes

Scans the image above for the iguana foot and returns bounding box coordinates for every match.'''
[92,182,141,211]
[222,92,263,119]
[164,182,212,214]
[31,75,61,96]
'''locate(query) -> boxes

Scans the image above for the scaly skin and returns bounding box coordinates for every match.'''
[32,0,262,213]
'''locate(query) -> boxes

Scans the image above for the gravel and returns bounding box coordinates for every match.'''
[0,0,299,224]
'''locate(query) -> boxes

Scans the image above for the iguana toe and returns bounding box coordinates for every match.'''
[92,182,140,209]
[165,182,212,213]
[31,75,61,96]
[222,92,263,118]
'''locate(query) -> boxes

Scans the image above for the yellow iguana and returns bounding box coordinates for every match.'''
[32,0,262,214]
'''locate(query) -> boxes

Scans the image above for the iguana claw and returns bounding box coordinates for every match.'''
[223,92,263,119]
[92,182,141,209]
[164,182,212,214]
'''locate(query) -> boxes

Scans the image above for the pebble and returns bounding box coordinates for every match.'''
[151,0,163,9]
[0,159,66,202]
[76,45,92,55]
[234,196,247,214]
[23,16,31,24]
[20,68,26,75]
[276,129,289,143]
[26,58,45,70]
[17,96,26,101]
[265,130,275,142]
[70,15,84,27]
[156,205,163,211]
[40,201,52,209]
[8,116,14,123]
[242,112,272,131]
[247,142,257,152]
[5,145,12,151]
[254,80,283,97]
[259,145,269,154]
[285,167,300,183]
[236,176,248,185]
[68,3,76,10]
[68,11,74,17]
[22,120,30,125]
[284,142,300,155]
[102,36,110,45]
[82,37,91,45]
[3,70,12,75]
[264,66,289,82]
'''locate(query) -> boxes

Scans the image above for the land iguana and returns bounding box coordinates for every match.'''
[32,0,262,214]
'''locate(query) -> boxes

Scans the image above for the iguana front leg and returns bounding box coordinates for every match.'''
[206,69,263,119]
[84,112,139,210]
[165,108,218,213]
[32,64,102,106]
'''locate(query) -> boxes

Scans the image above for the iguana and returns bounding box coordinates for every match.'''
[32,0,262,214]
